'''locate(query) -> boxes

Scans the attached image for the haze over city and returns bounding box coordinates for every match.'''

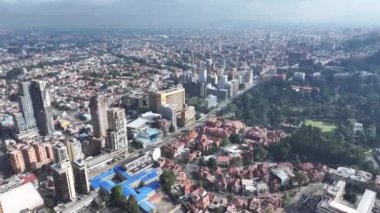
[1,0,380,29]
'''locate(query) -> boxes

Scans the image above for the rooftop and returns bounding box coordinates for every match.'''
[0,183,44,213]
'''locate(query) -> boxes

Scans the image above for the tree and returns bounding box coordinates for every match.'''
[111,185,124,204]
[294,171,308,185]
[169,123,176,133]
[253,147,268,161]
[221,137,230,147]
[229,134,242,144]
[207,158,217,169]
[159,170,177,193]
[227,193,235,203]
[230,157,241,166]
[126,196,141,213]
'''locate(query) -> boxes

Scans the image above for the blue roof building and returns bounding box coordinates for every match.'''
[135,128,161,148]
[90,165,160,212]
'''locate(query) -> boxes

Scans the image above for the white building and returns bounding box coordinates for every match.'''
[242,179,257,196]
[106,108,128,151]
[317,180,376,213]
[53,142,69,163]
[293,72,306,82]
[205,95,218,109]
[0,182,44,212]
[64,138,83,162]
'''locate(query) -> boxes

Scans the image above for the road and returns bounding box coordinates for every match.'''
[88,81,259,178]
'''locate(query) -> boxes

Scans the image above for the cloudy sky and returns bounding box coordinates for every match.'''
[0,0,380,29]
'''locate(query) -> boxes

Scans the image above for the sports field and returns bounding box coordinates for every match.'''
[304,119,337,133]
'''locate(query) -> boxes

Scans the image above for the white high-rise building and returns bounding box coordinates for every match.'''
[63,138,83,162]
[53,143,69,164]
[106,108,128,151]
[51,161,76,203]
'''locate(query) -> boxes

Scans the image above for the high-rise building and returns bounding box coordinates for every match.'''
[72,159,90,195]
[21,145,38,170]
[8,150,25,174]
[12,82,38,138]
[63,138,83,162]
[51,161,76,202]
[53,143,69,164]
[218,75,228,90]
[89,95,109,142]
[198,68,208,84]
[30,80,55,136]
[12,80,54,138]
[148,87,185,113]
[161,104,177,129]
[106,108,128,151]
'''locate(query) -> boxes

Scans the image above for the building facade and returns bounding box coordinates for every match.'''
[89,95,109,141]
[53,143,69,164]
[72,159,90,195]
[106,108,128,151]
[148,87,185,114]
[51,161,76,203]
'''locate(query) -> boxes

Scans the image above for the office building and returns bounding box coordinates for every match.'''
[12,81,39,138]
[218,75,228,90]
[8,150,25,174]
[30,80,55,136]
[53,143,69,164]
[51,161,76,203]
[72,159,90,195]
[106,108,128,151]
[89,95,109,140]
[12,80,54,138]
[161,104,177,129]
[63,138,84,162]
[198,68,207,83]
[205,95,218,109]
[148,87,185,113]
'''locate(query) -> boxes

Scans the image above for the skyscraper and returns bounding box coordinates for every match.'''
[51,161,76,202]
[106,108,128,151]
[12,80,54,138]
[63,138,83,162]
[72,159,90,195]
[89,95,109,142]
[53,143,69,164]
[198,68,208,84]
[30,80,55,136]
[12,81,38,138]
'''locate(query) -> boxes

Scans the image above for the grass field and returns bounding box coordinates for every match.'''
[304,119,337,133]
